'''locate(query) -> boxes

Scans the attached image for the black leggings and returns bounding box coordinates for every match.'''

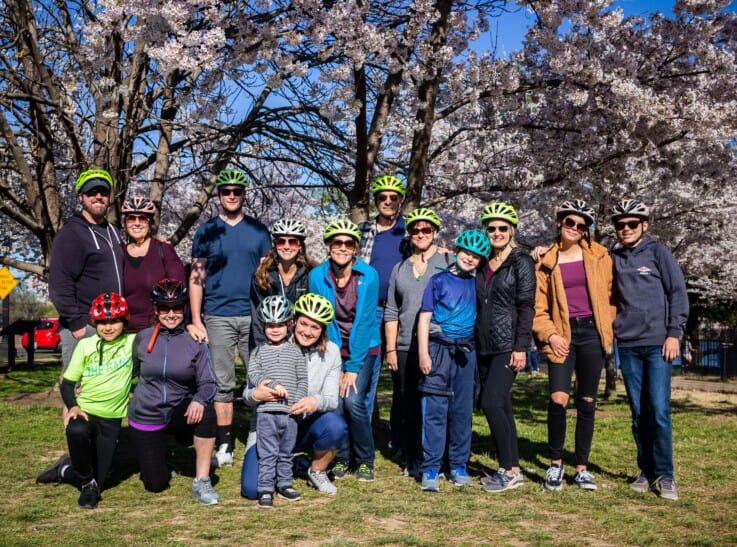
[65,414,122,490]
[547,319,604,465]
[390,349,423,473]
[478,352,519,470]
[129,398,216,493]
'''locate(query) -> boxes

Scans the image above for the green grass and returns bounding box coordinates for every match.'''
[2,361,737,546]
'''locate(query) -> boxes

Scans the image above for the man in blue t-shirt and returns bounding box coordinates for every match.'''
[357,175,409,429]
[190,169,271,466]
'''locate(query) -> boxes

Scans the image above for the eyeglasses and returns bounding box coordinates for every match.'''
[125,214,150,223]
[83,188,110,197]
[219,187,244,197]
[615,220,642,231]
[158,305,185,315]
[376,193,400,203]
[329,238,357,250]
[409,227,433,236]
[486,225,509,234]
[275,237,301,249]
[563,217,587,233]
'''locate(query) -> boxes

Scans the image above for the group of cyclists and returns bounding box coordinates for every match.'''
[37,168,688,507]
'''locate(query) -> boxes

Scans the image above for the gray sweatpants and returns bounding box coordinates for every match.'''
[256,412,298,493]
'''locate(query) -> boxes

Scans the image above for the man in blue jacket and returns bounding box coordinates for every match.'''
[611,199,689,501]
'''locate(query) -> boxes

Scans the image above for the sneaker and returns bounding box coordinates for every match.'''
[191,477,220,505]
[449,466,472,487]
[481,470,524,493]
[421,470,439,492]
[277,485,302,501]
[356,463,375,482]
[215,444,233,467]
[36,454,71,484]
[307,468,337,495]
[655,476,679,501]
[258,491,273,509]
[573,469,597,491]
[630,473,650,493]
[78,478,100,509]
[331,461,350,480]
[544,464,564,491]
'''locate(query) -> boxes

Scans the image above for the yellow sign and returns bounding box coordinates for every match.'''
[0,266,18,299]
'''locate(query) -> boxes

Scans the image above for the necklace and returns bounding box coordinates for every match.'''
[413,261,428,281]
[411,246,435,280]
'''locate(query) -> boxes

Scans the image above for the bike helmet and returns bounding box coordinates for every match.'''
[122,196,157,216]
[480,202,519,226]
[293,293,334,326]
[151,278,188,305]
[323,218,361,243]
[214,168,248,187]
[405,207,441,230]
[556,199,596,226]
[75,169,114,195]
[89,293,129,323]
[371,175,406,197]
[256,295,293,324]
[455,229,492,258]
[271,218,308,238]
[611,199,650,221]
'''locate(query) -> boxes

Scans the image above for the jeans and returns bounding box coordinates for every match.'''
[618,345,674,480]
[337,353,376,467]
[364,307,385,422]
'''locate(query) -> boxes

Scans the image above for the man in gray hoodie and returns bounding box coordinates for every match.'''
[610,199,688,502]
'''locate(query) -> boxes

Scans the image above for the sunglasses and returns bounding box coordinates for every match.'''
[219,187,244,197]
[562,217,587,233]
[158,305,185,315]
[615,220,642,231]
[329,238,357,250]
[409,227,434,236]
[83,188,110,197]
[125,214,150,223]
[275,237,301,249]
[377,193,400,203]
[486,225,509,234]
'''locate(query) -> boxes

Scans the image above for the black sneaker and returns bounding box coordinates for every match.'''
[257,491,273,508]
[331,462,350,480]
[277,486,302,501]
[78,479,100,509]
[356,463,375,482]
[36,454,71,484]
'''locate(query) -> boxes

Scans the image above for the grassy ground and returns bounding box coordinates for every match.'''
[2,359,737,546]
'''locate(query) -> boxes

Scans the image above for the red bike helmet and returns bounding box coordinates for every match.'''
[89,293,130,324]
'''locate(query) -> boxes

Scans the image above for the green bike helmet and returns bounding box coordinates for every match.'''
[323,218,361,243]
[405,208,441,231]
[215,168,248,187]
[371,175,406,197]
[455,229,491,258]
[75,169,114,195]
[293,293,335,326]
[480,202,519,226]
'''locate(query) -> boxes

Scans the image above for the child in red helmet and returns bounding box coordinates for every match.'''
[36,292,135,509]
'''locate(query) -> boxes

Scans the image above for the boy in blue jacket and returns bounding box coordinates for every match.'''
[417,229,491,492]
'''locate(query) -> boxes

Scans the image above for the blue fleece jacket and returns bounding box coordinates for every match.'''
[611,236,689,347]
[308,258,381,373]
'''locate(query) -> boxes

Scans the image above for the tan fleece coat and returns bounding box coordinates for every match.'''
[533,239,616,364]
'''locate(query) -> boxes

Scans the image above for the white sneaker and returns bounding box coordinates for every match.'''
[307,468,337,495]
[215,444,233,467]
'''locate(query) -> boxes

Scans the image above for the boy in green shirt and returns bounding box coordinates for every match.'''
[36,293,135,509]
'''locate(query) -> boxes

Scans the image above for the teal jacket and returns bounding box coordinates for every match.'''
[308,258,381,373]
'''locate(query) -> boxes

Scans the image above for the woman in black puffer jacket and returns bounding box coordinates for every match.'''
[474,202,536,494]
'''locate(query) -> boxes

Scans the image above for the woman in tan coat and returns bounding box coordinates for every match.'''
[533,199,615,492]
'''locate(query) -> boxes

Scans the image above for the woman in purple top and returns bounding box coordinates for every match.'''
[532,200,615,492]
[121,196,186,333]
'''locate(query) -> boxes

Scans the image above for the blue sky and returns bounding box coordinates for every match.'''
[485,0,737,55]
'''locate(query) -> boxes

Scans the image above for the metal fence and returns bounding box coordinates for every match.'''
[672,339,737,379]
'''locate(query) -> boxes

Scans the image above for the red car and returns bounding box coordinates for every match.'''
[21,318,61,352]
